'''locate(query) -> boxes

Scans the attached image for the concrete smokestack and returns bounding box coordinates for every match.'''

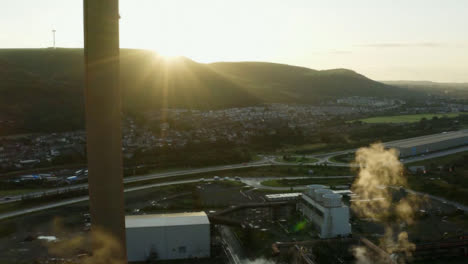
[83,0,126,261]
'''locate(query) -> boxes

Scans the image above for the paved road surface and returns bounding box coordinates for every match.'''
[0,175,353,221]
[2,144,468,219]
[0,178,203,221]
[241,176,354,191]
[0,159,271,204]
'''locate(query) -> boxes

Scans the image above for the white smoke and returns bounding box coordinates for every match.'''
[352,246,374,264]
[351,143,425,263]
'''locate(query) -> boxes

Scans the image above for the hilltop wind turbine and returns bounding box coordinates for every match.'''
[52,29,56,48]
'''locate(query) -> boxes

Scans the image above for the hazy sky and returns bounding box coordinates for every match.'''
[1,0,467,82]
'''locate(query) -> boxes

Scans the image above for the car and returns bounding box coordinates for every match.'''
[214,176,220,181]
[224,176,230,181]
[235,176,241,181]
[199,178,205,182]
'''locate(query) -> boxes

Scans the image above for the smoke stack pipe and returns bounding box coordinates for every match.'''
[83,0,126,261]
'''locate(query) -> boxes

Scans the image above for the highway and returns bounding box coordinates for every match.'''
[1,144,468,220]
[0,158,271,204]
[0,175,345,221]
[0,154,349,204]
[3,144,468,205]
[0,178,203,220]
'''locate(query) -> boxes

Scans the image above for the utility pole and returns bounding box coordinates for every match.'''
[83,0,126,262]
[52,29,56,48]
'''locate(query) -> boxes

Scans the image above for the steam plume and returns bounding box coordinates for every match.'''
[351,143,425,263]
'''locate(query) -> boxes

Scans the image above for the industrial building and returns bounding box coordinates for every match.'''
[125,212,210,262]
[297,185,351,238]
[385,130,468,157]
[265,193,302,201]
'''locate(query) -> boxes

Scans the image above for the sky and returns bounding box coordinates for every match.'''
[1,0,467,82]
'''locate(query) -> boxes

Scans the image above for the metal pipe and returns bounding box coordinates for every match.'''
[83,0,126,261]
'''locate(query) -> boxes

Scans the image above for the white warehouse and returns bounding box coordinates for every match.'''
[125,212,210,262]
[297,185,351,238]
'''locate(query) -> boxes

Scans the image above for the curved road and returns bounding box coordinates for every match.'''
[2,145,468,219]
[0,175,346,221]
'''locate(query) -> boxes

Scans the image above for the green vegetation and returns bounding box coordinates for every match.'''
[406,151,468,166]
[384,80,468,100]
[406,152,468,205]
[0,48,419,135]
[125,141,253,172]
[273,113,468,156]
[280,143,329,153]
[276,155,318,163]
[357,113,465,124]
[329,153,355,164]
[261,177,352,187]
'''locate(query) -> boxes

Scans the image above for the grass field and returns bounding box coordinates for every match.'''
[329,153,355,164]
[274,156,318,163]
[405,151,468,205]
[406,151,468,166]
[357,112,465,124]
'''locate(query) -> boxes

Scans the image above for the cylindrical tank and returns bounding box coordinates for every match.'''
[323,193,342,207]
[314,188,333,202]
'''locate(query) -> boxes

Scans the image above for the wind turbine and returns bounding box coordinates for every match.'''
[52,29,56,48]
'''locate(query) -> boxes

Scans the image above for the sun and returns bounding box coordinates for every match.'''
[154,47,183,59]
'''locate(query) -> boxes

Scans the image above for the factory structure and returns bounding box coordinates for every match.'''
[385,130,468,157]
[125,212,210,262]
[124,186,351,262]
[297,185,351,238]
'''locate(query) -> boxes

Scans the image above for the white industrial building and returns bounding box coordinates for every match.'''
[125,212,210,262]
[385,130,468,157]
[297,185,351,238]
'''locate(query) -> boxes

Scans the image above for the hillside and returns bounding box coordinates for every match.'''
[0,48,417,134]
[210,62,407,103]
[383,80,468,99]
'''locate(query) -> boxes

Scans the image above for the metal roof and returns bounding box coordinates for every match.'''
[385,130,468,149]
[125,212,209,228]
[265,193,302,199]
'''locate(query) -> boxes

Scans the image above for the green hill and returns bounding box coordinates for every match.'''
[383,80,468,99]
[209,62,405,103]
[0,48,418,134]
